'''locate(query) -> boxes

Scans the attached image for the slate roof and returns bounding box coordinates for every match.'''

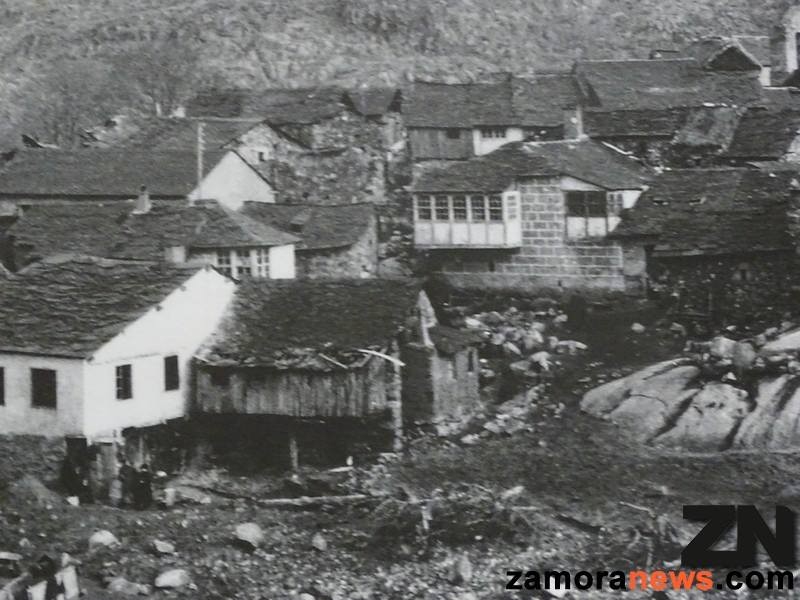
[346,88,401,117]
[0,256,205,357]
[672,106,742,148]
[611,168,798,256]
[404,74,580,128]
[734,35,772,66]
[724,109,800,160]
[185,87,347,125]
[0,149,225,197]
[584,108,688,138]
[758,87,800,110]
[122,118,263,151]
[199,278,423,369]
[9,202,134,260]
[241,202,374,251]
[574,59,762,112]
[110,201,298,260]
[412,139,649,193]
[682,37,761,70]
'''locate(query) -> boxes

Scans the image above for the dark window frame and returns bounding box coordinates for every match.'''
[164,355,180,391]
[116,364,133,400]
[31,368,57,409]
[565,190,610,237]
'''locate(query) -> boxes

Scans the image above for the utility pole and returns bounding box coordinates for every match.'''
[196,121,205,202]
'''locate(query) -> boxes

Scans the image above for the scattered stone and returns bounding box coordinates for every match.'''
[460,434,480,446]
[500,485,525,501]
[235,522,265,550]
[311,532,328,552]
[631,322,646,334]
[732,341,757,372]
[297,593,315,600]
[8,475,62,507]
[107,577,151,596]
[669,322,688,336]
[709,336,737,359]
[154,568,191,589]
[88,530,119,552]
[449,553,473,585]
[153,540,176,555]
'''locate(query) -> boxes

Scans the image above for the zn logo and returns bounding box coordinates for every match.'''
[681,505,796,568]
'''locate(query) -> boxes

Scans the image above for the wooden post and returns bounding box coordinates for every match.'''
[288,430,299,472]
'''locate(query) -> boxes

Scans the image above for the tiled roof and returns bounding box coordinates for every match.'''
[672,106,742,148]
[241,202,374,250]
[724,108,800,160]
[611,168,797,256]
[0,256,205,357]
[585,108,688,138]
[412,139,649,193]
[404,73,579,128]
[0,149,224,197]
[346,88,401,117]
[9,202,134,261]
[574,59,762,112]
[199,278,423,368]
[122,118,263,151]
[682,37,761,70]
[185,87,347,125]
[110,201,298,260]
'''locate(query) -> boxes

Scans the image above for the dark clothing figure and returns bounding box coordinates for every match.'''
[565,293,588,331]
[118,462,136,507]
[59,456,82,498]
[132,464,153,510]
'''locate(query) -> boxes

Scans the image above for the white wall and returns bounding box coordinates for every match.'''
[83,267,236,438]
[189,151,275,211]
[269,244,296,279]
[472,127,524,156]
[0,354,85,437]
[786,6,800,74]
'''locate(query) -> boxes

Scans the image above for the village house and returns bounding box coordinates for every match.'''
[193,279,480,468]
[609,167,800,321]
[404,73,582,161]
[682,36,772,86]
[411,138,650,291]
[0,255,236,440]
[241,202,377,279]
[0,148,275,210]
[5,191,298,276]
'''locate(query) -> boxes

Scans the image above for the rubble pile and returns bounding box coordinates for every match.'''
[581,321,800,450]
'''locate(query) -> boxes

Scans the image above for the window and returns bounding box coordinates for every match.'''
[210,368,230,388]
[607,192,624,216]
[164,355,180,391]
[467,350,475,373]
[0,367,4,406]
[452,196,467,221]
[31,368,57,409]
[254,248,269,278]
[446,128,461,139]
[470,196,487,221]
[215,250,232,276]
[480,127,507,138]
[566,191,610,238]
[416,196,432,221]
[488,195,504,221]
[235,250,252,278]
[434,196,450,221]
[115,364,132,400]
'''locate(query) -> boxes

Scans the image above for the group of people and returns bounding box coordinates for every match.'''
[59,454,153,509]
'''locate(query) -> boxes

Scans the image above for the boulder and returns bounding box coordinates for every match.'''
[152,540,175,555]
[731,376,789,449]
[107,577,151,596]
[234,523,265,550]
[154,569,191,589]
[653,383,750,451]
[709,336,737,359]
[732,342,757,372]
[88,530,119,552]
[631,323,646,334]
[449,553,473,584]
[761,328,800,354]
[311,532,328,552]
[581,359,692,416]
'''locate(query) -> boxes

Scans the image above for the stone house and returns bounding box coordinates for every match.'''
[404,74,582,161]
[610,168,800,321]
[682,36,772,86]
[0,148,275,211]
[0,255,236,439]
[241,202,378,279]
[722,108,800,165]
[6,192,299,277]
[411,139,650,291]
[194,279,479,466]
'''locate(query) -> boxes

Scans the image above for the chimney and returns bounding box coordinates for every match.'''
[135,185,151,214]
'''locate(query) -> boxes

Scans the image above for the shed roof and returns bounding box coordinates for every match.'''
[241,202,374,250]
[723,108,800,160]
[574,58,762,112]
[0,149,225,197]
[0,255,206,357]
[611,168,798,256]
[199,278,423,369]
[412,139,649,193]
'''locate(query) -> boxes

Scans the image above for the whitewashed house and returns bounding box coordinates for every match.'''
[0,148,275,210]
[0,255,236,439]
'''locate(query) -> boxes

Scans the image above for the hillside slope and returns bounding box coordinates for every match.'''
[0,0,795,146]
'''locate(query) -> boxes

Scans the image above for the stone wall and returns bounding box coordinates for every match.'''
[434,178,628,291]
[0,434,66,489]
[298,224,378,279]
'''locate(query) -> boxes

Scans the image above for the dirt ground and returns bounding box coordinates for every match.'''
[2,305,799,599]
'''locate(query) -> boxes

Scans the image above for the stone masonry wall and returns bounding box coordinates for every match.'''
[298,225,378,279]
